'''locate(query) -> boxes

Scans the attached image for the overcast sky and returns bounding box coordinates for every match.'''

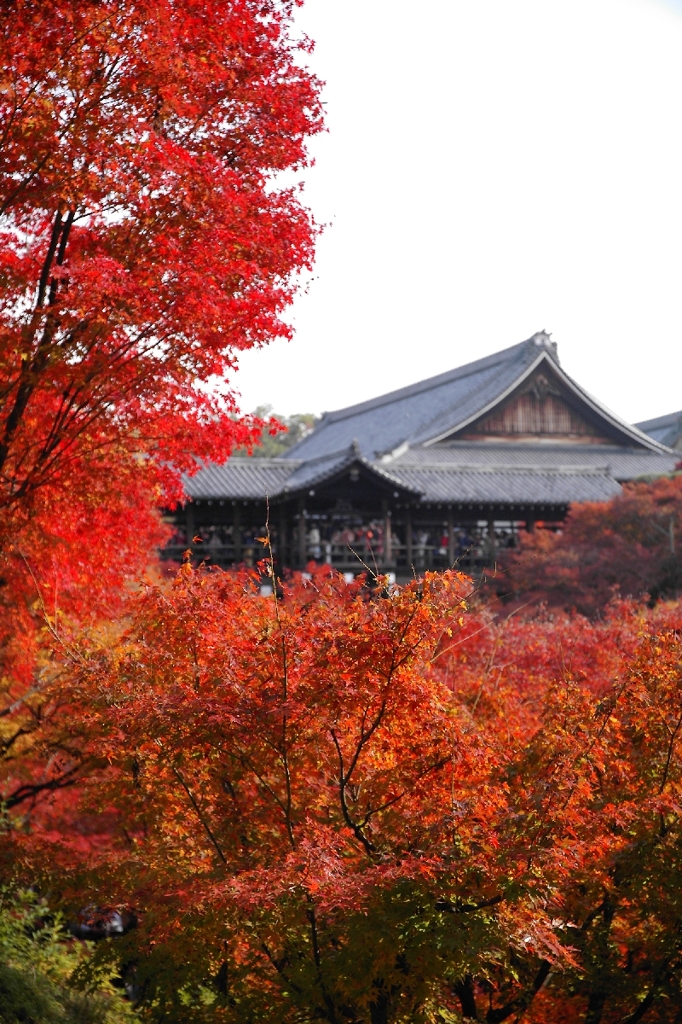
[233,0,682,425]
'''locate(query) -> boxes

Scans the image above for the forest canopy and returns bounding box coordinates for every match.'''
[2,3,682,1024]
[500,473,682,615]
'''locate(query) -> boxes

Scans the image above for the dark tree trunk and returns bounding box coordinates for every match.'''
[454,975,478,1019]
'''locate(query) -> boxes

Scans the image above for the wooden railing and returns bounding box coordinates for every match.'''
[160,541,498,573]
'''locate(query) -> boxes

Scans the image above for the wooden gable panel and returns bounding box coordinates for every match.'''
[460,372,612,443]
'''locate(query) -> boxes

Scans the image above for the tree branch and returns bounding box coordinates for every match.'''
[329,728,375,856]
[171,764,227,866]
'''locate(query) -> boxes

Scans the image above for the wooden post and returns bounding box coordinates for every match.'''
[448,507,456,565]
[405,508,413,570]
[382,499,391,566]
[487,518,496,563]
[297,499,306,567]
[233,503,242,562]
[185,502,195,548]
[279,509,287,567]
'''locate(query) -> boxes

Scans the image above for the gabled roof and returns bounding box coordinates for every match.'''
[285,336,538,461]
[182,334,678,511]
[636,409,682,448]
[280,442,421,496]
[286,332,671,460]
[182,444,421,502]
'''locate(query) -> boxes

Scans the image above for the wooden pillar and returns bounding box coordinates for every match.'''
[297,498,306,567]
[279,509,287,567]
[382,499,391,566]
[185,502,195,547]
[447,507,456,566]
[233,503,242,562]
[405,508,413,569]
[487,517,496,563]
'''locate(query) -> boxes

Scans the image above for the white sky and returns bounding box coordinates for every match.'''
[233,0,682,424]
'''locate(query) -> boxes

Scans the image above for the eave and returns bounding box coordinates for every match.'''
[421,350,673,454]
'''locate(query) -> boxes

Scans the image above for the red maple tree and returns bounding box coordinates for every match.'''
[0,0,323,683]
[501,475,682,616]
[7,565,682,1022]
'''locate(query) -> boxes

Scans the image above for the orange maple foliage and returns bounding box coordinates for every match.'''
[6,566,682,1022]
[502,475,682,616]
[0,0,323,684]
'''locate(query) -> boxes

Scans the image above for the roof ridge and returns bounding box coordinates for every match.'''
[219,456,302,468]
[409,345,542,446]
[281,444,354,466]
[301,338,534,430]
[389,462,613,475]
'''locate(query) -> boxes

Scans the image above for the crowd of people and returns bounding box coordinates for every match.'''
[314,521,518,566]
[165,520,520,568]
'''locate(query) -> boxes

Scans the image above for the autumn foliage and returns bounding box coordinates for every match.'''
[4,564,682,1023]
[4,5,682,1022]
[503,474,682,615]
[0,0,323,681]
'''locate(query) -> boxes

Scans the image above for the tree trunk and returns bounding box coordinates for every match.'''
[454,975,478,1019]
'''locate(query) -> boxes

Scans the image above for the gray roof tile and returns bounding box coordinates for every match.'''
[181,338,678,510]
[636,410,682,448]
[285,338,536,460]
[388,443,678,481]
[387,466,623,505]
[281,444,422,495]
[286,333,669,460]
[183,459,297,500]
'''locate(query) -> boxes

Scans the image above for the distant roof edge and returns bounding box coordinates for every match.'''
[311,332,557,428]
[636,408,682,449]
[636,409,682,432]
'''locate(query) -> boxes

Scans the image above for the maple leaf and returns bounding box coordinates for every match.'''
[6,565,682,1021]
[0,0,324,686]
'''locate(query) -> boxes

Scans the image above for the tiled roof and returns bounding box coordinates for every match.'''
[286,332,670,460]
[279,450,352,492]
[281,444,421,495]
[181,336,678,510]
[386,465,623,505]
[286,338,539,460]
[636,410,682,448]
[182,445,676,507]
[387,443,678,481]
[183,459,297,500]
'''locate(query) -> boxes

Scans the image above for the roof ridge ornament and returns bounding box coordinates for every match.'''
[529,330,560,363]
[350,438,362,457]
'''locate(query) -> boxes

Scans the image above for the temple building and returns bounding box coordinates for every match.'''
[164,332,678,579]
[636,409,682,451]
